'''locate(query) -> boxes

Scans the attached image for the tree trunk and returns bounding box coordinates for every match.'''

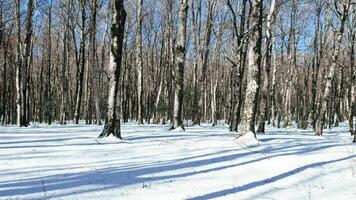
[227,0,248,132]
[211,79,218,126]
[191,0,200,125]
[99,0,126,138]
[257,0,276,133]
[201,0,214,122]
[45,0,53,125]
[152,37,165,123]
[171,0,188,130]
[135,0,144,125]
[349,6,356,139]
[91,0,101,125]
[311,2,323,130]
[283,0,296,128]
[74,0,87,124]
[316,1,350,136]
[239,0,262,138]
[60,0,73,125]
[15,0,34,127]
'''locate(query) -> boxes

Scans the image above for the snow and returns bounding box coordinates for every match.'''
[96,135,123,144]
[236,131,259,148]
[0,122,355,200]
[171,126,185,132]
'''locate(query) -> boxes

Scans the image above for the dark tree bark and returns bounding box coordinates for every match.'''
[311,0,324,130]
[45,0,53,125]
[239,0,263,138]
[227,0,248,132]
[60,0,73,125]
[316,0,351,136]
[191,0,200,125]
[89,0,102,125]
[257,0,277,133]
[99,0,126,138]
[200,0,214,122]
[15,0,34,127]
[349,5,355,140]
[74,0,88,124]
[171,0,188,130]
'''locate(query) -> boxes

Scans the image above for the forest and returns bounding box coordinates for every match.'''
[0,0,355,199]
[0,0,355,139]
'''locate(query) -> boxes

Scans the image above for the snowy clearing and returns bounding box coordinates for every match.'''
[0,122,356,200]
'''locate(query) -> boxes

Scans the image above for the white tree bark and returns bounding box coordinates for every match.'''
[171,0,188,130]
[257,0,276,133]
[239,0,263,138]
[99,0,126,138]
[15,0,33,127]
[136,0,144,125]
[316,0,350,136]
[211,78,217,126]
[15,0,22,127]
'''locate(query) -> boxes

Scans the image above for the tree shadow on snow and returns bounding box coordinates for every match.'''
[186,155,356,200]
[0,127,353,199]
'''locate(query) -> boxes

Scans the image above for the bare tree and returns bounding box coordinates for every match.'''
[310,0,325,130]
[74,0,88,124]
[316,0,352,136]
[90,0,101,125]
[191,0,201,125]
[1,0,355,144]
[227,0,248,132]
[136,0,144,125]
[257,0,277,133]
[200,0,215,123]
[99,0,126,138]
[59,0,73,125]
[45,0,53,125]
[15,0,34,127]
[171,0,188,130]
[349,4,356,140]
[239,0,263,138]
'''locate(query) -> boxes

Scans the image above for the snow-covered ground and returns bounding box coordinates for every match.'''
[0,122,355,200]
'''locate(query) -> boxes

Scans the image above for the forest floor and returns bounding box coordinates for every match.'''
[0,121,356,200]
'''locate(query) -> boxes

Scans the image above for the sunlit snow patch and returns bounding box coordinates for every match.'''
[236,131,259,148]
[171,126,185,132]
[95,135,122,144]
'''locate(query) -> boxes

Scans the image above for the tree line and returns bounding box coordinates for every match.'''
[0,0,355,141]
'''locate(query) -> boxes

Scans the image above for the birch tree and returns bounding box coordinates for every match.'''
[238,0,263,138]
[15,0,34,127]
[136,0,144,125]
[171,0,188,130]
[227,0,248,132]
[99,0,126,138]
[257,0,277,133]
[316,0,352,136]
[0,0,355,142]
